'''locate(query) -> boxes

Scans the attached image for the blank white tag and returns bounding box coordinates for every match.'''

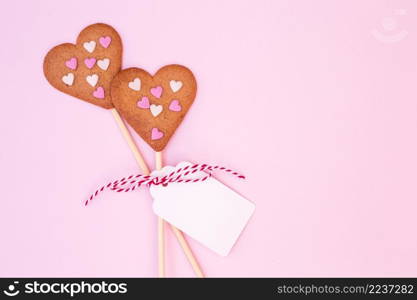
[150,161,255,256]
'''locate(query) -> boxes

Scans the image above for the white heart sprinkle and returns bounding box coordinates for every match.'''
[128,78,141,91]
[170,80,183,92]
[83,41,96,53]
[150,104,163,117]
[97,58,110,70]
[62,73,74,86]
[86,74,99,87]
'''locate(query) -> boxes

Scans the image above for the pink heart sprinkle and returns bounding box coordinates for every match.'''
[137,96,150,109]
[65,57,77,70]
[169,99,182,112]
[99,36,112,48]
[150,86,163,98]
[151,128,164,140]
[84,58,96,69]
[93,87,105,99]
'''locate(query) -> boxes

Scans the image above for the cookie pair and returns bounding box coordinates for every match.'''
[44,23,196,151]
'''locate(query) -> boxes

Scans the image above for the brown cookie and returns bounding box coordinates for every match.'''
[111,65,197,151]
[43,23,122,109]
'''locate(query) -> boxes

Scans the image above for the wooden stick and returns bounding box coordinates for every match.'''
[155,151,165,277]
[171,225,204,277]
[110,109,149,174]
[110,108,204,278]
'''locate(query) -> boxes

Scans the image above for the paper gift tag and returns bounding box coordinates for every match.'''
[149,161,255,256]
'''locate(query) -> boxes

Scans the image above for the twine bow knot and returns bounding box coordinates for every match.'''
[86,164,245,206]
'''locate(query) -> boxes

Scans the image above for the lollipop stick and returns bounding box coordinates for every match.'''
[110,108,149,174]
[110,108,204,278]
[155,151,165,277]
[171,225,204,278]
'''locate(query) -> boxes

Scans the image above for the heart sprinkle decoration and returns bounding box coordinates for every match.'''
[62,73,74,86]
[83,41,96,53]
[150,86,163,98]
[97,58,110,70]
[128,78,141,91]
[86,74,99,87]
[84,58,96,69]
[137,96,150,109]
[65,57,77,70]
[99,36,112,48]
[169,99,182,112]
[150,104,163,117]
[93,86,105,99]
[151,128,164,140]
[170,80,183,92]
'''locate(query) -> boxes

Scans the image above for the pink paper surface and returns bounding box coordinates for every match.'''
[1,0,417,277]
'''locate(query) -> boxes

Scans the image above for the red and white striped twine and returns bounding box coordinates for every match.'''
[85,164,245,206]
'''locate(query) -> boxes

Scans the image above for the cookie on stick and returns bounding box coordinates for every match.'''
[111,65,202,277]
[43,24,202,277]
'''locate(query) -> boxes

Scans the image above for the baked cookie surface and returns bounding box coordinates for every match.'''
[43,23,122,109]
[111,65,197,151]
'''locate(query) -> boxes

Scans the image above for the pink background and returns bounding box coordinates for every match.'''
[1,0,417,277]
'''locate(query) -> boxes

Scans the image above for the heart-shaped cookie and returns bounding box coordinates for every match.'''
[111,65,197,151]
[43,23,122,109]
